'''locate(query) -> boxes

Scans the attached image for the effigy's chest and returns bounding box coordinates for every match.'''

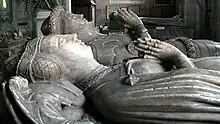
[87,34,138,66]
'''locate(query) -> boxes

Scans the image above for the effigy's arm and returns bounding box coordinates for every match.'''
[134,37,195,69]
[172,48,195,69]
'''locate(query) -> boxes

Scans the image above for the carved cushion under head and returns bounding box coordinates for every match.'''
[41,6,88,35]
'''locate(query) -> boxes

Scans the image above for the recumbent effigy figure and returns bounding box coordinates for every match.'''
[2,6,220,124]
[40,6,150,66]
[5,33,220,124]
[2,34,101,124]
[41,6,220,65]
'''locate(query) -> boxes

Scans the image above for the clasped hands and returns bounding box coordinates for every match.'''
[134,37,180,60]
[112,8,179,60]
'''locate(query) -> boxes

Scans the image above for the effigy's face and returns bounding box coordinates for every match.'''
[63,13,89,34]
[39,33,95,74]
[56,34,94,59]
[62,39,94,59]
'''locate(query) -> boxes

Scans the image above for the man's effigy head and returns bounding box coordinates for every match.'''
[41,6,89,35]
[16,34,94,82]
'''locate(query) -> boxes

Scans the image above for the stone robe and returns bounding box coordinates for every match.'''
[84,60,220,124]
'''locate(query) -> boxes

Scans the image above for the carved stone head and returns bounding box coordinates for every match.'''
[41,6,89,35]
[16,34,94,83]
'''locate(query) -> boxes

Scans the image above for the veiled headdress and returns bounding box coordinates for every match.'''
[16,36,64,82]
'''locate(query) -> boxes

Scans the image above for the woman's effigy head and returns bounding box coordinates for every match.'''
[16,34,94,82]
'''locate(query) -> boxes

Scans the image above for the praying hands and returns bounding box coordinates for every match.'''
[134,37,195,69]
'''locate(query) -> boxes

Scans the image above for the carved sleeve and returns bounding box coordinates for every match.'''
[135,24,152,39]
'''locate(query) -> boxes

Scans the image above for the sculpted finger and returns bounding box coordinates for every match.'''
[134,46,145,53]
[133,40,139,45]
[144,38,163,48]
[145,41,155,46]
[117,6,121,12]
[134,46,159,56]
[134,38,151,44]
[143,54,159,59]
[135,47,151,54]
[117,12,125,19]
[118,11,131,21]
[143,55,150,59]
[117,7,123,14]
[137,38,147,44]
[127,8,139,17]
[144,37,161,43]
[138,43,160,53]
[145,37,161,44]
[137,43,150,49]
[148,41,162,48]
[121,8,130,16]
[117,9,125,17]
[139,40,160,48]
[118,8,129,17]
[145,37,160,43]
